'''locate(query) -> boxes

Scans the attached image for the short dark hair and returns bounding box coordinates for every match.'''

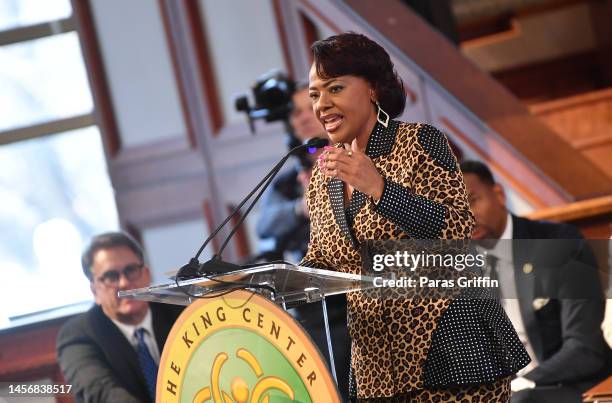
[460,160,496,187]
[81,231,144,281]
[311,32,406,118]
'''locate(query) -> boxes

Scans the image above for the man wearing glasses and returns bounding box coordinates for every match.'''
[57,232,183,403]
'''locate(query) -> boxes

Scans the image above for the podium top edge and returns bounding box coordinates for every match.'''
[119,263,379,298]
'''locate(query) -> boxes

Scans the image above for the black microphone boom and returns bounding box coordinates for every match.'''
[176,137,328,278]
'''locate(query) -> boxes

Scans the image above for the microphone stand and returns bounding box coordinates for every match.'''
[175,137,328,280]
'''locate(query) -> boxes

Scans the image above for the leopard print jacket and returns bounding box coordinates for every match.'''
[301,121,530,399]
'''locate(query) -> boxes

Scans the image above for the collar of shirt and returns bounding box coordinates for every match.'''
[110,308,160,363]
[110,307,153,342]
[487,212,513,262]
[500,212,513,240]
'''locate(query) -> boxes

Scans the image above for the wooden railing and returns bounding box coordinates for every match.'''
[526,194,612,228]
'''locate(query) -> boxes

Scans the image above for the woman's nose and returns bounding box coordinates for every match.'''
[315,92,332,111]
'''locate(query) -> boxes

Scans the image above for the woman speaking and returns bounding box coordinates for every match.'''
[301,32,529,401]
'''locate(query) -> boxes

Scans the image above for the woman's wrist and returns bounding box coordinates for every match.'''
[369,175,385,201]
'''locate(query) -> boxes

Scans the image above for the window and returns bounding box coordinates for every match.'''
[0,0,118,329]
[0,32,93,131]
[0,0,71,31]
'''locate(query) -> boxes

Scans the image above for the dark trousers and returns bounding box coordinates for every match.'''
[512,385,583,403]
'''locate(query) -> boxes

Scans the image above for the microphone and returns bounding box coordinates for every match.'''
[176,137,328,278]
[304,137,328,151]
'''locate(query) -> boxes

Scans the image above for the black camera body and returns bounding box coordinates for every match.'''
[235,70,312,169]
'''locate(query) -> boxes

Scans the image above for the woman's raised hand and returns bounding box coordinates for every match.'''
[318,145,384,201]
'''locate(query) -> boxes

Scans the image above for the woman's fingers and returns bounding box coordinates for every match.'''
[319,146,355,170]
[322,158,350,171]
[318,145,383,198]
[320,157,353,179]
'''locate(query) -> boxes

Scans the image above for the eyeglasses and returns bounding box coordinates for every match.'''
[96,263,144,287]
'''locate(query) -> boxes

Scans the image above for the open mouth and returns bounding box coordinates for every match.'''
[321,114,343,132]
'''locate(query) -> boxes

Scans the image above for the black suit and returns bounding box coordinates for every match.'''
[57,303,182,403]
[510,215,611,402]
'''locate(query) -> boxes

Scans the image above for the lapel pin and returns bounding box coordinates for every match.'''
[532,298,550,311]
[523,263,533,274]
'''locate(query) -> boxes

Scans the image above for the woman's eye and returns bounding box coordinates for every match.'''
[330,85,343,93]
[309,93,319,101]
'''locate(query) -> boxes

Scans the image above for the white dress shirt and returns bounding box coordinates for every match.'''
[604,237,612,348]
[603,299,612,349]
[110,308,161,364]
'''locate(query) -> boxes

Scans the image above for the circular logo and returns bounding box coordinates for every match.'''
[158,290,340,402]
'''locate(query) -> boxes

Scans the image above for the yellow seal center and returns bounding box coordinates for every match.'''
[231,377,249,403]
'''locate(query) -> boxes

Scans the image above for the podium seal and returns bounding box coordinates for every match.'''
[158,290,340,402]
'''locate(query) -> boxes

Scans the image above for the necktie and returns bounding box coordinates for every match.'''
[487,254,501,300]
[134,328,158,399]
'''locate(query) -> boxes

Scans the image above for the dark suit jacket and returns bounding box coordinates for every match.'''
[511,215,611,390]
[57,303,183,403]
[256,166,311,259]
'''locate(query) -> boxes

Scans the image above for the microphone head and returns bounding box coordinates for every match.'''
[176,258,201,279]
[305,137,329,153]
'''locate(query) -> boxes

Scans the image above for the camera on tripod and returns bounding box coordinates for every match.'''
[234,69,315,169]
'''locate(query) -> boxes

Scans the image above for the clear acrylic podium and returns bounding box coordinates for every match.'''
[119,262,380,383]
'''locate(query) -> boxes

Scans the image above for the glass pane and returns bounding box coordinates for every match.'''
[199,0,286,124]
[0,126,119,326]
[0,31,93,132]
[0,0,71,31]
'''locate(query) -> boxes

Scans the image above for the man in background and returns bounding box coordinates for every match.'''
[461,160,610,403]
[57,232,182,403]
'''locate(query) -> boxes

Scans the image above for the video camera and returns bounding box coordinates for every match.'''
[234,69,314,169]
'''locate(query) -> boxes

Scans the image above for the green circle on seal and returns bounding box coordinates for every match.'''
[181,328,312,402]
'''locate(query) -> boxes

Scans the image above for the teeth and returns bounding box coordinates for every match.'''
[324,116,342,131]
[322,115,340,123]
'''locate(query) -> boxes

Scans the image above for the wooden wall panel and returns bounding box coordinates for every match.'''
[531,88,612,178]
[426,83,569,208]
[0,318,74,403]
[588,0,612,86]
